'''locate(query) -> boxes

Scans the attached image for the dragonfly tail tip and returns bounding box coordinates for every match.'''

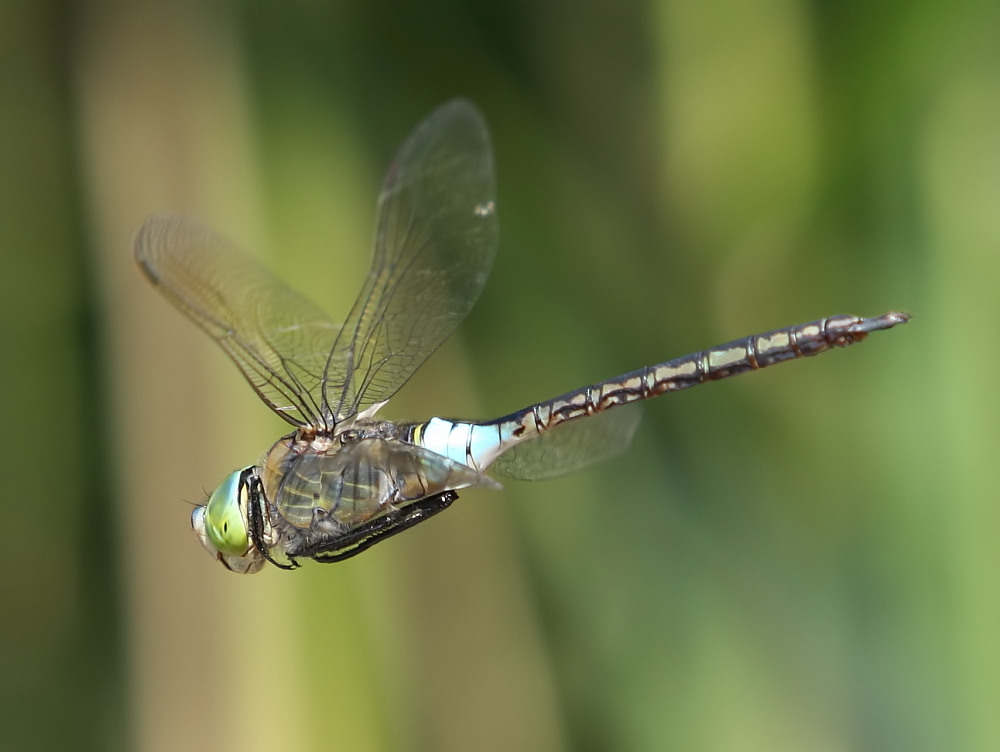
[851,311,911,335]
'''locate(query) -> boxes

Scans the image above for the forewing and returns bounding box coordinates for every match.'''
[324,100,498,420]
[490,407,643,481]
[134,214,340,428]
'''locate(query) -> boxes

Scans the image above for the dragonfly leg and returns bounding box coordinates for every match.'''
[245,471,299,571]
[293,490,460,564]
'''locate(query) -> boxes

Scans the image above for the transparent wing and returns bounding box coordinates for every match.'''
[490,406,643,481]
[134,214,340,428]
[324,100,498,421]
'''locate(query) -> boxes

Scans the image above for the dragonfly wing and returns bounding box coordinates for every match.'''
[489,406,643,481]
[324,100,498,421]
[134,214,339,428]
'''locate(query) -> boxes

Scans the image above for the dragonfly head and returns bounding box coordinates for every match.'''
[191,468,266,574]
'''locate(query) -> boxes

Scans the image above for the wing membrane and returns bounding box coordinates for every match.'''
[490,406,643,481]
[324,100,498,420]
[134,215,340,428]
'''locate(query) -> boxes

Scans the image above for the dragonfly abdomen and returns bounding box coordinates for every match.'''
[408,418,505,472]
[413,312,910,475]
[664,312,910,385]
[552,312,909,412]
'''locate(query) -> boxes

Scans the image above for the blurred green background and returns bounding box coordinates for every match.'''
[1,0,995,749]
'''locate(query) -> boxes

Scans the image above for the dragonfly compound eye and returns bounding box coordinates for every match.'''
[202,470,250,556]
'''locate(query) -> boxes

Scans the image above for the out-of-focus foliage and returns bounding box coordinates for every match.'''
[0,0,995,749]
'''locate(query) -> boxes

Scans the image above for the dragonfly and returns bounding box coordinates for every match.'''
[135,99,909,574]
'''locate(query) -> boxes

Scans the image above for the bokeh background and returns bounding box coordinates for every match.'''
[1,0,996,749]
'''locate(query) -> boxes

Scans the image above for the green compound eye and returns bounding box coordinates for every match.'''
[203,470,250,556]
